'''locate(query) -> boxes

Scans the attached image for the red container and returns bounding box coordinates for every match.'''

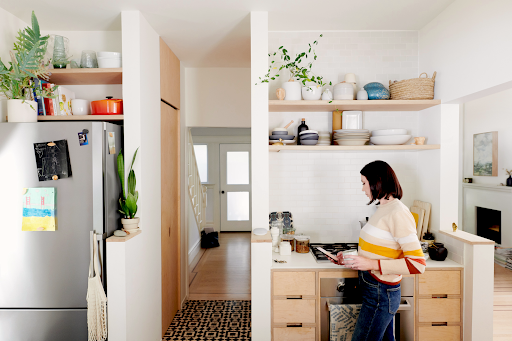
[91,96,123,115]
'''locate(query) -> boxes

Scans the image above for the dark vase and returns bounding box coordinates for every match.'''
[428,242,448,261]
[507,176,512,187]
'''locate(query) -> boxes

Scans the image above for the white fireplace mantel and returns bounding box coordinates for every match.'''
[462,183,512,193]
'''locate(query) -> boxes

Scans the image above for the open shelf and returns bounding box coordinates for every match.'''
[38,115,123,121]
[269,99,441,112]
[48,68,122,85]
[269,144,440,152]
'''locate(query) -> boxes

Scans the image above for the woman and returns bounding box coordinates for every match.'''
[333,160,425,341]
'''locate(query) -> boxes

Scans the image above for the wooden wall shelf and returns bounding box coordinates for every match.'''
[48,68,122,85]
[38,115,124,121]
[269,99,441,112]
[269,144,440,152]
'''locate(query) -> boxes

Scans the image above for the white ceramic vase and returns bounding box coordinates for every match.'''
[282,81,302,100]
[7,99,38,122]
[357,89,369,100]
[321,89,333,101]
[333,83,355,100]
[121,217,140,233]
[302,85,322,100]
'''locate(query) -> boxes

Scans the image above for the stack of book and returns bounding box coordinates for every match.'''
[34,80,75,116]
[494,245,512,271]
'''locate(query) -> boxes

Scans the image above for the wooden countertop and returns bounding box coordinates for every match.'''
[440,230,495,245]
[251,230,272,243]
[106,229,142,242]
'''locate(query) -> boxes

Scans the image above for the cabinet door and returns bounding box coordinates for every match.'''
[160,38,180,108]
[273,272,316,296]
[419,326,460,341]
[273,327,315,341]
[273,300,316,324]
[161,102,181,336]
[419,299,460,323]
[419,271,460,295]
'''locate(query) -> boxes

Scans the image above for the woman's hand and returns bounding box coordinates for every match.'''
[343,255,380,271]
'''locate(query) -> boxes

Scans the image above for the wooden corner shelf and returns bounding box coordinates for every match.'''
[269,99,441,112]
[38,115,123,121]
[269,144,440,152]
[48,68,122,85]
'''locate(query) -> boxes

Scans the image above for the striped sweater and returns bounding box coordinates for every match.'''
[359,199,426,284]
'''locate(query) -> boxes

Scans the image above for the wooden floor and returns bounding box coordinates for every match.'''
[494,263,512,340]
[189,232,251,300]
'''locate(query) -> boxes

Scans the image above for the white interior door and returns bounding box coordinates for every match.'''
[220,144,251,231]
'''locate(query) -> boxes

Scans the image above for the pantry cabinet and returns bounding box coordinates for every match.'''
[160,38,180,109]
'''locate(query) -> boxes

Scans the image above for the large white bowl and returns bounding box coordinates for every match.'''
[98,58,122,68]
[335,139,368,146]
[97,51,122,58]
[301,86,322,100]
[370,135,412,145]
[371,129,408,136]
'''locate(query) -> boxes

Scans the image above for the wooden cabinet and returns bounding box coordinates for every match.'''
[416,269,463,341]
[273,327,316,341]
[273,272,316,296]
[160,38,180,109]
[273,300,316,324]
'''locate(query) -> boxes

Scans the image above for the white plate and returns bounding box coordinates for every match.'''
[335,139,368,146]
[334,129,369,133]
[299,130,319,135]
[335,135,371,140]
[341,111,363,130]
[371,129,408,136]
[269,139,296,144]
[370,135,412,145]
[253,228,268,236]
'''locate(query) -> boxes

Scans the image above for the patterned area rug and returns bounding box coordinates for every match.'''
[163,300,251,341]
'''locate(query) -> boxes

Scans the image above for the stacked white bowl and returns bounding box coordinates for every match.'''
[299,130,319,145]
[333,129,370,146]
[370,129,411,145]
[97,52,122,68]
[317,132,331,146]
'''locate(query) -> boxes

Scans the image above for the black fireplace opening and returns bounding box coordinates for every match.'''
[476,207,501,244]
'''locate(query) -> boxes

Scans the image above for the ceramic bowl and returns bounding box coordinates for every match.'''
[371,129,408,136]
[302,85,322,100]
[300,140,319,145]
[299,130,319,135]
[269,135,294,140]
[272,131,289,135]
[335,139,368,146]
[71,99,90,115]
[97,51,122,58]
[370,135,412,145]
[98,58,122,68]
[300,135,319,141]
[333,82,355,100]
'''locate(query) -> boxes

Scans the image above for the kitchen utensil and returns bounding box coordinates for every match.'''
[428,242,448,261]
[91,96,123,115]
[413,200,431,240]
[283,120,294,129]
[363,82,390,100]
[80,50,98,68]
[282,81,302,100]
[371,129,408,136]
[341,111,362,129]
[302,85,322,100]
[276,88,285,100]
[357,89,368,100]
[335,139,368,146]
[410,206,425,239]
[253,227,268,236]
[300,140,318,145]
[370,135,412,145]
[71,99,90,115]
[316,247,338,262]
[333,82,355,100]
[269,135,294,140]
[414,137,426,145]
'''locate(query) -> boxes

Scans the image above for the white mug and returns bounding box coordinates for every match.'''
[71,99,90,115]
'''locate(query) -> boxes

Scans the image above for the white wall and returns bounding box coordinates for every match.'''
[109,11,162,341]
[463,88,512,185]
[187,197,200,262]
[185,68,251,128]
[419,0,512,103]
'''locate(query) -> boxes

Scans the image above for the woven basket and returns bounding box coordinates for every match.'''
[389,72,436,100]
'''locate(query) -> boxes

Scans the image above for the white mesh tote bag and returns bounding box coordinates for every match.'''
[87,232,108,341]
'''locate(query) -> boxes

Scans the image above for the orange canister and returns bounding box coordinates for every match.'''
[91,96,123,115]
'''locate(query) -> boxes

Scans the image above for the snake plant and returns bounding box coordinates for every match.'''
[117,148,139,219]
[0,11,54,100]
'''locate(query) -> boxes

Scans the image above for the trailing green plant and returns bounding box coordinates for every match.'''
[0,11,55,101]
[117,148,139,219]
[257,34,332,89]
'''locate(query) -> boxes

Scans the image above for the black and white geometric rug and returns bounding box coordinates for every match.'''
[163,300,251,341]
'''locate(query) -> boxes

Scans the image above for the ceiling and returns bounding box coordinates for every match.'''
[0,0,454,67]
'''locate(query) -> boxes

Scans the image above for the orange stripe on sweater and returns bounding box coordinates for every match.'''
[405,258,424,274]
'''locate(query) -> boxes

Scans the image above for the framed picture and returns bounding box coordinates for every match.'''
[473,131,498,176]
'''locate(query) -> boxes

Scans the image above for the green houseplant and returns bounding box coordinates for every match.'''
[117,148,140,232]
[0,11,55,122]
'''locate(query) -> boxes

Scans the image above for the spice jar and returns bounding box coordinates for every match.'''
[281,235,295,252]
[295,235,310,253]
[283,227,296,235]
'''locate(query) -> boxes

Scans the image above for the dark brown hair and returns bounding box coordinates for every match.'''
[360,160,402,204]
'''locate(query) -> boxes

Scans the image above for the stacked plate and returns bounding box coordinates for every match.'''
[370,129,411,145]
[299,130,319,145]
[317,132,331,146]
[333,129,370,146]
[269,129,296,144]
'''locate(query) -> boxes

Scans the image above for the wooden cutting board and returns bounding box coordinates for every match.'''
[413,200,432,240]
[410,206,425,239]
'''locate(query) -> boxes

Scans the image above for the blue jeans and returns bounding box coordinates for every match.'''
[351,271,401,341]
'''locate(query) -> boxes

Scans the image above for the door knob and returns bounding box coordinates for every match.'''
[221,191,225,194]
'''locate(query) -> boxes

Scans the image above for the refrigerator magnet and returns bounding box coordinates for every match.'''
[108,132,116,154]
[78,131,88,146]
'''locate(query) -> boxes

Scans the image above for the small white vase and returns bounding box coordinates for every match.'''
[121,217,140,233]
[7,99,38,122]
[321,89,333,101]
[357,89,369,100]
[282,81,302,100]
[302,85,322,100]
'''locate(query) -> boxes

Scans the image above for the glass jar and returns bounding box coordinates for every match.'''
[282,227,296,235]
[295,235,310,253]
[280,235,295,252]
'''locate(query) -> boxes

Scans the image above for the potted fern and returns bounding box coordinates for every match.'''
[0,11,54,122]
[117,148,140,232]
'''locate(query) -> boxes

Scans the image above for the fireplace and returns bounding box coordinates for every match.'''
[476,207,501,244]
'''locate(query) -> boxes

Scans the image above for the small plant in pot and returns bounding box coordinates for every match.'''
[257,34,331,100]
[117,148,139,233]
[0,11,56,122]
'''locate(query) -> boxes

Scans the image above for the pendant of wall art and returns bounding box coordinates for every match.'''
[22,188,57,231]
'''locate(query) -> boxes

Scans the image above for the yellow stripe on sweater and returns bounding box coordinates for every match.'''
[404,249,424,257]
[359,238,403,258]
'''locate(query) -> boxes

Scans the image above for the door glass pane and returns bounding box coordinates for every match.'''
[193,145,208,183]
[227,192,249,221]
[227,151,249,185]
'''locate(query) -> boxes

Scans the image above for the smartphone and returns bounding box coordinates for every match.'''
[316,247,338,262]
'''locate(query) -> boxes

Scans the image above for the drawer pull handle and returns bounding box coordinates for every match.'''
[286,295,303,299]
[432,322,448,326]
[431,294,448,298]
[286,323,303,327]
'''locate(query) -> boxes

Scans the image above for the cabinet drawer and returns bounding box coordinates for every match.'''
[273,272,316,296]
[419,271,460,295]
[273,327,315,341]
[419,326,460,341]
[273,300,316,324]
[419,299,460,323]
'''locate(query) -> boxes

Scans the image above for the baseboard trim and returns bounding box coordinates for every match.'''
[188,239,201,265]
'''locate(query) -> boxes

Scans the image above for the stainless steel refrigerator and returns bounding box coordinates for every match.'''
[0,122,123,341]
